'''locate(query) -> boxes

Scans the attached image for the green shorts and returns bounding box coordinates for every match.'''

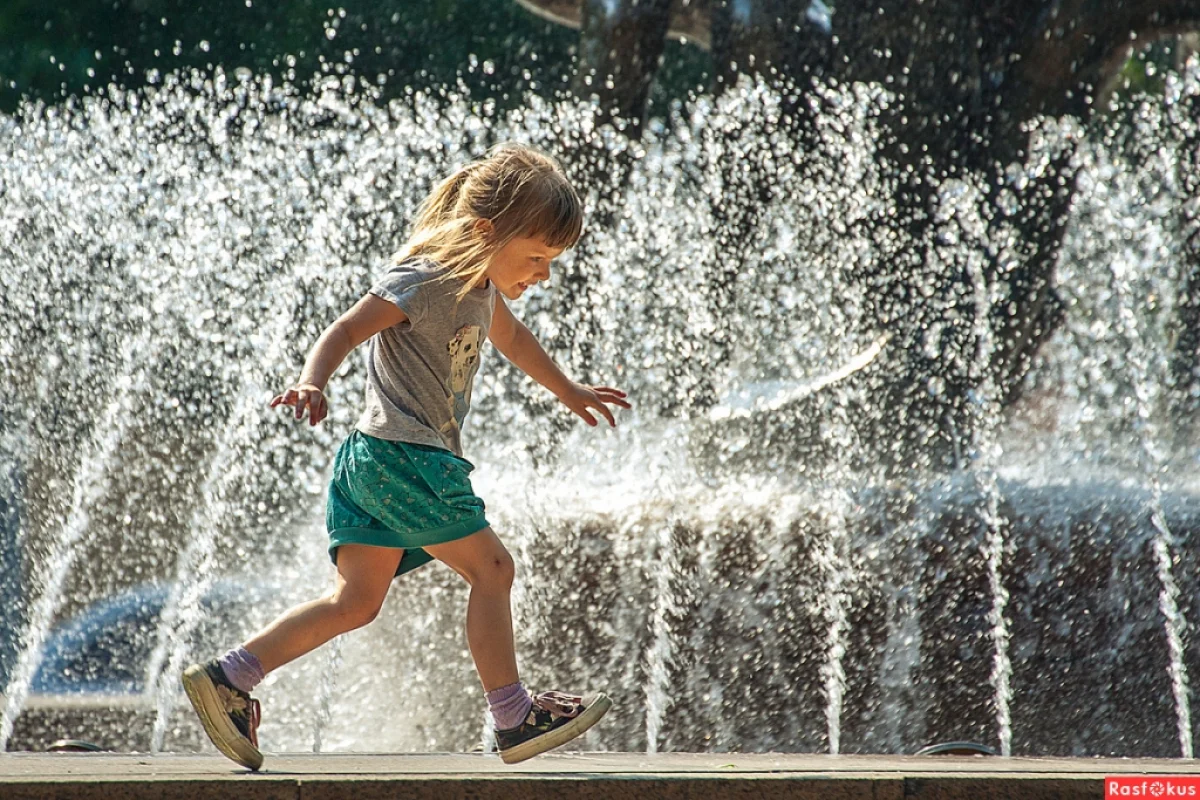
[326,430,489,577]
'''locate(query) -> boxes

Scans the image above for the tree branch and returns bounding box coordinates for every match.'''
[1012,0,1200,118]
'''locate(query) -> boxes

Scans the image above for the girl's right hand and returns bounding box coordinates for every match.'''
[270,384,328,426]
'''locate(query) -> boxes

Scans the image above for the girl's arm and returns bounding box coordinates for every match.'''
[488,297,631,427]
[271,294,408,426]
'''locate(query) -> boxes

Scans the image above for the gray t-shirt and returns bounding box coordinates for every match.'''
[356,258,495,457]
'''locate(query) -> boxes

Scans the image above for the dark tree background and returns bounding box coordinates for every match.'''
[0,0,709,114]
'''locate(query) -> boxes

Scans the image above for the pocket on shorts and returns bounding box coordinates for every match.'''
[400,442,474,503]
[433,453,477,506]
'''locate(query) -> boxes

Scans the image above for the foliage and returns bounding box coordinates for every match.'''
[0,0,711,113]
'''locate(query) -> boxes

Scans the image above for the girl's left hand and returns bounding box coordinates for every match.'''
[555,382,632,427]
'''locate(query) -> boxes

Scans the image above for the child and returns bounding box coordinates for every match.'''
[181,143,631,769]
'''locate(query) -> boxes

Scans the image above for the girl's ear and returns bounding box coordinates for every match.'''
[473,218,495,238]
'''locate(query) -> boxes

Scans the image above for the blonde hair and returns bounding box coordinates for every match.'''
[395,143,584,299]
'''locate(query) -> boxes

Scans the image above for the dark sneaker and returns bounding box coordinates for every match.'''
[496,690,612,764]
[181,660,263,770]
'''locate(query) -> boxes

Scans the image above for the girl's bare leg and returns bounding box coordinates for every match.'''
[423,527,518,692]
[241,544,403,674]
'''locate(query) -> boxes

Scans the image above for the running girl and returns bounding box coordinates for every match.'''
[181,143,630,769]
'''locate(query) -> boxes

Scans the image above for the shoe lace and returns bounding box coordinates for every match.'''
[532,691,584,720]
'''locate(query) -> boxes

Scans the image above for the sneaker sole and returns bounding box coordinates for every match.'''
[499,693,613,764]
[181,664,264,771]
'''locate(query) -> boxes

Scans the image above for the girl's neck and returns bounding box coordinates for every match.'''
[450,269,489,290]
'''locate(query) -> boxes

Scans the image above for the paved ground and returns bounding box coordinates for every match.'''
[3,751,1200,799]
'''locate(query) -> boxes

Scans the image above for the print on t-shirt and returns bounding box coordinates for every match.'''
[442,324,483,438]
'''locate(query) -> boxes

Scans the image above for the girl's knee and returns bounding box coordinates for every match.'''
[492,548,515,589]
[428,529,516,590]
[468,546,514,590]
[328,589,385,630]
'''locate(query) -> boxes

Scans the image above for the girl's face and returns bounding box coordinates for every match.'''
[484,234,564,300]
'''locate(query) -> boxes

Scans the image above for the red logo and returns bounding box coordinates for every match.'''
[1107,777,1200,797]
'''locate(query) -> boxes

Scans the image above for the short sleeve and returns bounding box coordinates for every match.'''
[368,260,433,329]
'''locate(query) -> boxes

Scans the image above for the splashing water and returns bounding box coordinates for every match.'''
[0,337,149,750]
[815,362,863,755]
[873,496,929,753]
[312,635,344,753]
[936,174,1016,756]
[2,63,1200,758]
[819,509,851,755]
[643,430,692,754]
[1100,162,1193,758]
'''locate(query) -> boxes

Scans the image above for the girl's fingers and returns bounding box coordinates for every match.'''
[298,391,315,420]
[593,399,616,427]
[271,388,328,425]
[595,388,631,406]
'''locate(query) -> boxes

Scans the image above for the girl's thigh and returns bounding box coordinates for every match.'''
[333,544,405,607]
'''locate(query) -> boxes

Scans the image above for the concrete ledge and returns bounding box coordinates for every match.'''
[3,752,1199,799]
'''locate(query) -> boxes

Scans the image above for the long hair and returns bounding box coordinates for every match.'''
[394,143,584,299]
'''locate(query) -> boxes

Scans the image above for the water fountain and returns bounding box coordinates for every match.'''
[0,378,138,748]
[1,56,1199,759]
